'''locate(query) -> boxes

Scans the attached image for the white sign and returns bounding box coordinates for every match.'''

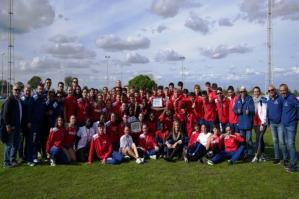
[131,122,141,133]
[152,98,163,108]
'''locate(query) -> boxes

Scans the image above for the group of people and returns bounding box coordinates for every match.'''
[0,78,298,172]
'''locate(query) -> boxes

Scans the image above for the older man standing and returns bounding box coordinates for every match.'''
[279,84,299,173]
[2,84,22,168]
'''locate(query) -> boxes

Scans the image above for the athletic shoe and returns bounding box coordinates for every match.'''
[251,156,259,163]
[124,155,130,160]
[3,162,12,168]
[33,159,40,164]
[141,158,145,163]
[50,159,56,166]
[201,157,208,164]
[259,154,266,162]
[272,159,280,165]
[149,155,157,160]
[27,162,36,167]
[207,160,214,165]
[11,160,18,167]
[283,160,289,168]
[184,156,188,163]
[227,160,233,165]
[136,158,142,164]
[286,167,297,173]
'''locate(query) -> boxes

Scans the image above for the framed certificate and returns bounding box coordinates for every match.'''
[131,122,141,133]
[152,97,163,108]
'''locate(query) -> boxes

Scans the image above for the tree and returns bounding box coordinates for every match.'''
[128,75,157,90]
[27,76,42,89]
[64,76,73,88]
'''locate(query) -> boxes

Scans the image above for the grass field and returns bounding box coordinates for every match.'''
[0,129,298,199]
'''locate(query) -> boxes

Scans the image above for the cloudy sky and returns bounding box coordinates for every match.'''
[0,0,298,91]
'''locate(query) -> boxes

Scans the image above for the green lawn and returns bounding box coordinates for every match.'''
[0,129,298,199]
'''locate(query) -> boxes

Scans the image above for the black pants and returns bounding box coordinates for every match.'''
[165,144,184,160]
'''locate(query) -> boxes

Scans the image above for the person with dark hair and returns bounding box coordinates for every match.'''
[201,90,217,132]
[46,116,69,166]
[88,122,123,165]
[233,86,254,159]
[74,85,82,99]
[279,84,299,173]
[2,84,23,168]
[62,115,77,162]
[155,122,170,157]
[177,81,183,90]
[71,77,79,91]
[227,86,239,133]
[43,78,52,97]
[76,88,91,127]
[215,87,229,134]
[105,113,120,150]
[251,86,268,163]
[64,87,77,123]
[138,124,159,159]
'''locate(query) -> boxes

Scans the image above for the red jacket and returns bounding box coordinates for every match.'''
[209,134,222,151]
[91,102,104,122]
[76,98,91,123]
[193,96,204,120]
[188,131,200,148]
[46,127,65,153]
[228,95,238,124]
[175,112,197,137]
[62,126,77,149]
[88,133,112,163]
[105,121,120,145]
[215,96,229,123]
[223,133,244,152]
[64,96,77,122]
[138,133,157,152]
[159,113,173,132]
[155,129,170,142]
[203,99,217,122]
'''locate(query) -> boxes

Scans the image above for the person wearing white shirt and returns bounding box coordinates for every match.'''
[76,118,95,162]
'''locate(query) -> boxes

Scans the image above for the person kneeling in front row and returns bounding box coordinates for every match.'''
[208,126,245,165]
[88,122,123,165]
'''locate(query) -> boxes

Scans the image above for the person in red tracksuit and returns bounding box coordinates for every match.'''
[62,115,77,162]
[183,123,201,162]
[190,92,204,125]
[64,87,77,123]
[88,122,123,165]
[46,116,69,166]
[76,88,91,127]
[206,127,222,157]
[105,113,120,151]
[175,104,196,138]
[138,124,159,159]
[201,90,217,132]
[227,86,239,133]
[208,126,245,165]
[215,87,229,134]
[155,122,170,156]
[91,94,105,123]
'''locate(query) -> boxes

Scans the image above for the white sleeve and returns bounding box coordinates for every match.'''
[258,102,267,125]
[77,127,82,137]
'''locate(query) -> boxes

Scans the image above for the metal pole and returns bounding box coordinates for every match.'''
[267,0,273,91]
[1,53,4,96]
[105,55,110,88]
[8,0,14,96]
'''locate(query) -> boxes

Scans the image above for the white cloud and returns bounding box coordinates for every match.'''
[151,0,201,18]
[96,35,150,51]
[200,44,252,59]
[44,43,96,59]
[126,52,149,64]
[19,57,61,73]
[155,48,185,62]
[273,66,299,75]
[184,12,211,34]
[245,68,261,75]
[218,18,233,27]
[48,34,78,43]
[0,0,55,33]
[240,0,299,23]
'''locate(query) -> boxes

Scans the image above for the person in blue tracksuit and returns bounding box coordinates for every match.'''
[266,85,287,166]
[233,86,254,158]
[19,85,35,166]
[279,84,299,173]
[29,83,47,163]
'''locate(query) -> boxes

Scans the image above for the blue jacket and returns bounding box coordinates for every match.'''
[29,94,47,130]
[21,96,34,128]
[233,95,255,130]
[267,95,283,124]
[281,92,299,126]
[45,99,62,128]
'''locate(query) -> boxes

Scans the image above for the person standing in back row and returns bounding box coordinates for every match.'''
[279,84,299,173]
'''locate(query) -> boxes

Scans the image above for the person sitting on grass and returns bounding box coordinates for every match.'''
[155,123,170,157]
[46,116,69,166]
[164,120,186,161]
[88,122,123,165]
[138,124,159,160]
[183,123,201,162]
[119,125,144,164]
[206,127,222,158]
[207,126,245,165]
[76,118,95,162]
[62,115,77,163]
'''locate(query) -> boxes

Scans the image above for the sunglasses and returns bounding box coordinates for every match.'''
[14,89,20,91]
[268,89,275,92]
[217,92,222,95]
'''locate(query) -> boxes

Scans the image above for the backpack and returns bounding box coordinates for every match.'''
[0,99,8,143]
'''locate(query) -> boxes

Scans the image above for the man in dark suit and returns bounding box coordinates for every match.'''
[3,84,22,168]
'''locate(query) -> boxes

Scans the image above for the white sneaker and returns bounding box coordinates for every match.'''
[27,162,36,167]
[136,158,142,164]
[184,156,188,163]
[259,154,266,162]
[50,159,56,166]
[251,156,259,163]
[141,158,145,163]
[207,160,214,165]
[149,155,157,160]
[124,155,130,159]
[33,159,40,164]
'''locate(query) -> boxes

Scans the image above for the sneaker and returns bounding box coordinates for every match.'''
[207,160,214,165]
[11,160,18,167]
[201,157,208,164]
[184,156,188,163]
[272,159,280,165]
[251,156,259,163]
[136,158,142,164]
[27,162,36,167]
[149,155,157,160]
[33,159,40,164]
[286,167,297,173]
[3,162,12,168]
[259,154,266,162]
[124,155,131,160]
[141,158,145,163]
[227,160,233,165]
[50,159,56,166]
